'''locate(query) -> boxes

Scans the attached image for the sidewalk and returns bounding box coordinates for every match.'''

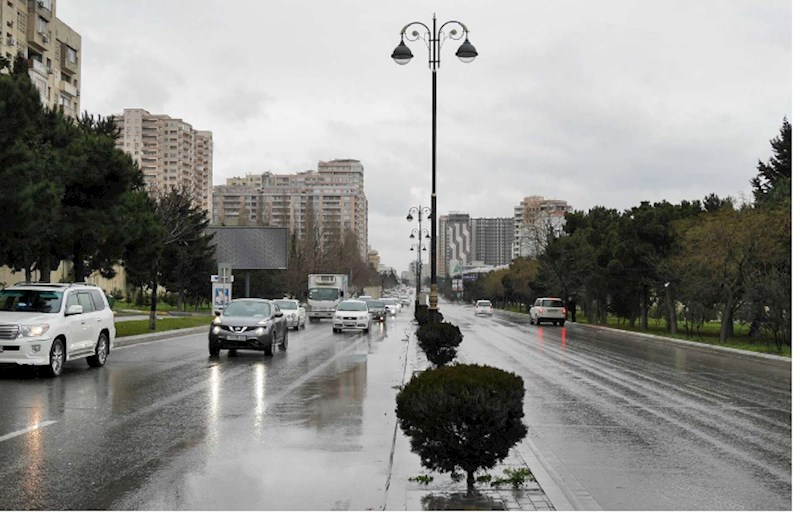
[385,320,559,511]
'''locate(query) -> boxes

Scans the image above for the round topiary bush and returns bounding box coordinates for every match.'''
[415,321,463,367]
[396,364,527,492]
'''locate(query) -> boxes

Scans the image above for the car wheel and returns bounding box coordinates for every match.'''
[530,318,534,325]
[560,321,566,327]
[87,332,109,368]
[264,332,276,356]
[281,329,288,350]
[209,343,221,357]
[536,318,541,326]
[38,338,65,377]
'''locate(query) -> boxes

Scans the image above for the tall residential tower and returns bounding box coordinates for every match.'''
[1,0,81,118]
[113,108,214,214]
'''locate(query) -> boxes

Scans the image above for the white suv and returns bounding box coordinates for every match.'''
[0,283,116,377]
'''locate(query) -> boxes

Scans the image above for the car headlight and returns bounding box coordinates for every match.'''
[20,324,50,338]
[211,325,221,334]
[255,327,266,336]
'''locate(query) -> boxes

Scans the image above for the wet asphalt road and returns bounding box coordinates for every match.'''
[0,313,411,510]
[0,302,792,510]
[443,303,792,511]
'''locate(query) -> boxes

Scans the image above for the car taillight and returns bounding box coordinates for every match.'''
[562,307,567,316]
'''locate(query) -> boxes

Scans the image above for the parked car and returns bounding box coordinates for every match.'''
[530,297,567,326]
[380,298,399,317]
[0,282,115,377]
[209,298,288,356]
[474,299,493,316]
[273,298,306,330]
[366,300,387,323]
[332,300,371,333]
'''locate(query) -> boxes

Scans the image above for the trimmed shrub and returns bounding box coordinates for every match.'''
[415,321,463,367]
[396,364,527,493]
[414,304,444,325]
[414,303,429,325]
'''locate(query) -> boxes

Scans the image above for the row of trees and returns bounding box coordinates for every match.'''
[1,55,392,321]
[457,119,791,351]
[0,56,216,328]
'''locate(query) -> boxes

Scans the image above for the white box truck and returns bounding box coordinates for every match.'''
[307,274,349,321]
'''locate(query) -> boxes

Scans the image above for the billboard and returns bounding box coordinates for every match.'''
[205,226,289,270]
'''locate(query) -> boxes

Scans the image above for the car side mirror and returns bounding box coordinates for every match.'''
[66,304,83,316]
[275,311,283,318]
[214,309,222,316]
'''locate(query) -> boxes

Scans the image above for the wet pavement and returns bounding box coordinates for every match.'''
[0,302,791,511]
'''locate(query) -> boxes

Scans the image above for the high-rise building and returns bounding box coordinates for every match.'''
[512,195,572,259]
[0,0,81,119]
[113,109,214,214]
[368,249,380,270]
[438,212,471,278]
[211,159,369,261]
[470,217,514,266]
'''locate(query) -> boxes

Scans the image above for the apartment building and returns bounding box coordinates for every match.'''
[512,195,572,259]
[0,0,81,118]
[470,217,514,267]
[437,212,471,279]
[113,108,214,214]
[211,159,369,261]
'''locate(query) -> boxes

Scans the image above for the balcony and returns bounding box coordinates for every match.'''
[60,80,77,97]
[27,58,49,77]
[60,46,78,75]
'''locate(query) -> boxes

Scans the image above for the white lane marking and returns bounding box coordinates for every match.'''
[0,420,57,443]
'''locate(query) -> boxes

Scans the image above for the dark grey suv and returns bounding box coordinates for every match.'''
[209,298,288,356]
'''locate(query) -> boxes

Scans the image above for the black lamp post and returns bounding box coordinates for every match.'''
[406,205,431,305]
[393,14,478,318]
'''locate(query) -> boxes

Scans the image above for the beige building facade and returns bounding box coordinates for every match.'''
[113,108,214,213]
[212,160,369,261]
[0,0,81,119]
[512,195,573,259]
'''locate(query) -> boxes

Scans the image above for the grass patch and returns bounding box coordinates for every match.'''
[496,306,790,357]
[115,316,213,338]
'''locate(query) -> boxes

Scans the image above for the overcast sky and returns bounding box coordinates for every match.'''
[57,0,791,273]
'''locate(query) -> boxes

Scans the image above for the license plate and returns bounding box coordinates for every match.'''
[345,322,355,326]
[226,335,246,341]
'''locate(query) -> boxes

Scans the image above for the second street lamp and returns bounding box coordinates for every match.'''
[407,205,431,305]
[393,14,478,319]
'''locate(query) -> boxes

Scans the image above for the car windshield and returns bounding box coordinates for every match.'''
[308,288,340,301]
[366,301,385,310]
[337,301,367,312]
[542,299,564,307]
[223,301,270,317]
[0,289,63,313]
[477,301,491,307]
[274,300,298,310]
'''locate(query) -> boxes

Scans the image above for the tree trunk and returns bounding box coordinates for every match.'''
[720,294,735,343]
[640,288,649,330]
[665,286,677,334]
[149,278,158,331]
[466,470,475,494]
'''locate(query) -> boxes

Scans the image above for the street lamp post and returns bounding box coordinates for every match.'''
[407,205,431,305]
[409,242,427,305]
[393,14,478,319]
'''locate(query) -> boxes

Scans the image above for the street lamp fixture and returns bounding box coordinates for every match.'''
[392,14,477,318]
[406,205,432,305]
